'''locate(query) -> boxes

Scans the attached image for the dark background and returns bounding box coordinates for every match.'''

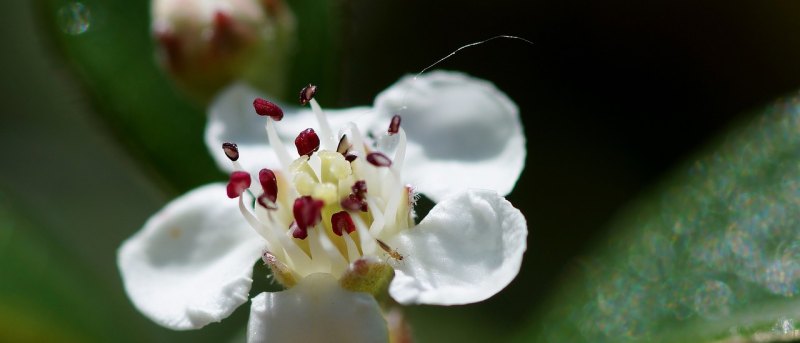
[341,0,800,330]
[3,0,800,341]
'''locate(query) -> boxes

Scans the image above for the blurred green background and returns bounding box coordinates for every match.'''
[4,0,800,341]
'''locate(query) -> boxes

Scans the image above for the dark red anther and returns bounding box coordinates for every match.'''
[341,194,368,212]
[222,142,239,161]
[295,128,320,157]
[388,115,401,135]
[226,171,251,198]
[299,84,317,106]
[366,152,392,167]
[258,169,278,203]
[253,97,284,121]
[289,221,307,239]
[293,196,324,231]
[345,152,358,162]
[331,211,356,236]
[352,180,367,199]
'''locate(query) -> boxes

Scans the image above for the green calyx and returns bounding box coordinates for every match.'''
[339,257,395,299]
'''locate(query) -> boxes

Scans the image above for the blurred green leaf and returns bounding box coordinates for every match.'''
[517,94,800,342]
[0,192,136,342]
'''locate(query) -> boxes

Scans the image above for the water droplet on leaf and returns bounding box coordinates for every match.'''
[57,2,91,35]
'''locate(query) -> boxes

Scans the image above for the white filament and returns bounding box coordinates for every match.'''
[237,196,275,252]
[352,215,378,256]
[366,196,386,238]
[266,119,293,171]
[342,232,360,263]
[310,99,337,151]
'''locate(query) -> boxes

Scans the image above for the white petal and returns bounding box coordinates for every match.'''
[206,83,374,173]
[372,71,526,202]
[248,273,388,343]
[118,183,265,330]
[388,189,527,305]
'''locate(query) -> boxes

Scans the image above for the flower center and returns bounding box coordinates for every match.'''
[224,86,415,280]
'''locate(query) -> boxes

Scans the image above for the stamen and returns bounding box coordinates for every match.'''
[366,152,392,167]
[340,194,367,212]
[337,135,351,155]
[383,184,406,236]
[352,180,368,199]
[264,216,312,271]
[265,120,292,171]
[345,153,358,162]
[253,97,284,121]
[342,233,360,263]
[222,142,239,161]
[289,221,307,239]
[237,196,276,252]
[346,123,368,158]
[392,128,407,174]
[388,115,401,135]
[293,196,324,232]
[258,168,278,204]
[382,129,408,234]
[274,225,313,271]
[352,215,378,256]
[331,211,356,236]
[299,84,317,106]
[365,196,386,237]
[314,226,349,275]
[250,205,311,269]
[382,183,404,236]
[257,195,277,210]
[226,171,251,198]
[295,128,321,157]
[307,225,329,272]
[309,98,337,150]
[384,129,406,234]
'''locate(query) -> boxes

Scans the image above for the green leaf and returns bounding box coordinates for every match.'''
[0,193,138,342]
[518,94,800,342]
[37,0,223,193]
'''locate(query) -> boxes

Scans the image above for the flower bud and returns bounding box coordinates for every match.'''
[151,0,295,101]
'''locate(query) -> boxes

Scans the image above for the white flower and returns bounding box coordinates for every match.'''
[118,71,528,342]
